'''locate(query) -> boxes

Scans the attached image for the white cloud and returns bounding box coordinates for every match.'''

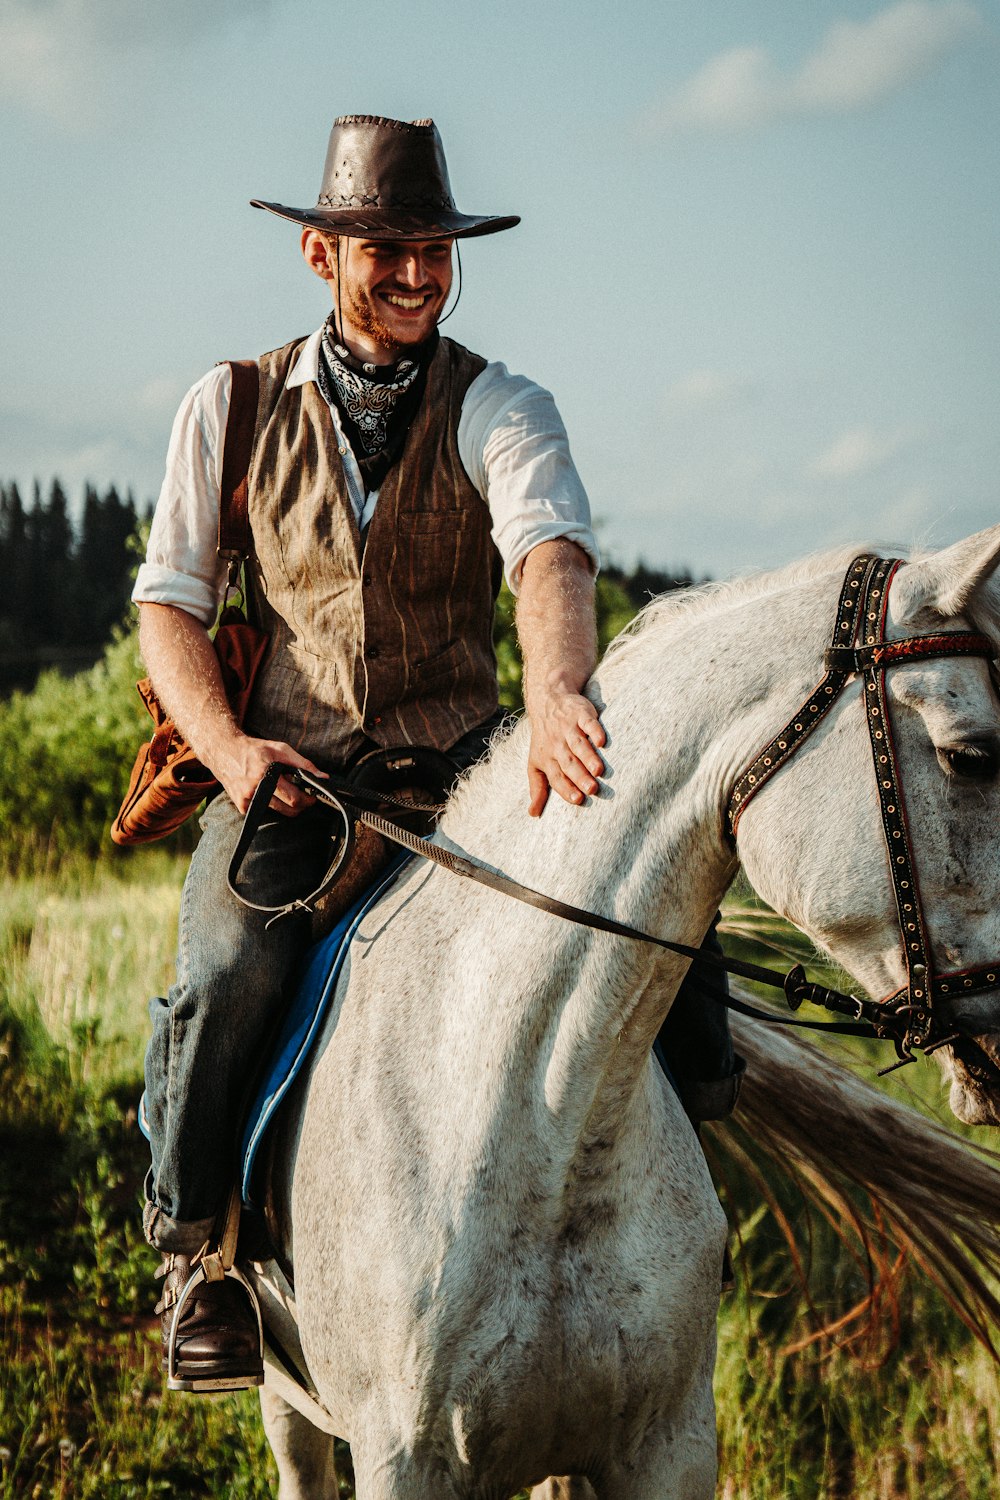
[643,2,981,136]
[808,425,912,479]
[0,0,269,125]
[136,376,187,417]
[663,369,752,414]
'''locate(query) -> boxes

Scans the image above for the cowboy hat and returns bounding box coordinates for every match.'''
[251,115,519,241]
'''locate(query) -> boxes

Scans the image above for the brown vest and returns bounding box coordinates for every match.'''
[242,334,501,766]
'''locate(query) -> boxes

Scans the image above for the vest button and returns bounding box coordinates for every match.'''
[367,647,380,660]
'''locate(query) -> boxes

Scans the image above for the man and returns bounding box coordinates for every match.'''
[133,115,608,1391]
[133,114,739,1393]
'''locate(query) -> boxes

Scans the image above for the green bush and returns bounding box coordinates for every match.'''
[0,626,151,863]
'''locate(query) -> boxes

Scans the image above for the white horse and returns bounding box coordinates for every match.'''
[249,526,1000,1499]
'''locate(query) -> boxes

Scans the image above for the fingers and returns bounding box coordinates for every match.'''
[578,701,607,749]
[525,693,609,814]
[528,766,550,818]
[547,762,591,806]
[224,738,329,816]
[566,723,605,780]
[274,747,328,778]
[268,774,313,817]
[527,732,605,813]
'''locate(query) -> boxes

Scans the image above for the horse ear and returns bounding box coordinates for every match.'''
[891,525,1000,625]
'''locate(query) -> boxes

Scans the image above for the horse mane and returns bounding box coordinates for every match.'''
[601,542,878,669]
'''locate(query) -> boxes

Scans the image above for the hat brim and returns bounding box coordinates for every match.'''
[251,199,519,240]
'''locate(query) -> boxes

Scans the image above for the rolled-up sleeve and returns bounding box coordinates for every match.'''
[131,363,232,626]
[458,363,600,594]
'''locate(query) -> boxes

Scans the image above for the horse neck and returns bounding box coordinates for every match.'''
[439,553,849,1154]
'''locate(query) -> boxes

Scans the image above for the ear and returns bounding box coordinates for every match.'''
[890,525,1000,627]
[300,227,337,283]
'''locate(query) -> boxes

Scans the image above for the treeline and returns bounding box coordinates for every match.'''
[0,480,151,696]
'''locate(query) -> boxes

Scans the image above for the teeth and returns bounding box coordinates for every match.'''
[386,294,426,309]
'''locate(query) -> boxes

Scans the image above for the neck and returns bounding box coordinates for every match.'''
[329,313,437,369]
[338,329,402,366]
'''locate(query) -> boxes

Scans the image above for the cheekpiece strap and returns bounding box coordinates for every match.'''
[728,554,878,837]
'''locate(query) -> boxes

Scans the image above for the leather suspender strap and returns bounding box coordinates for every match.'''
[217,359,259,573]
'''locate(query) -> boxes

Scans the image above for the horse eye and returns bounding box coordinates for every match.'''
[937,740,1000,782]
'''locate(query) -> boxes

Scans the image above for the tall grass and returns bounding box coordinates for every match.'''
[1,856,998,1497]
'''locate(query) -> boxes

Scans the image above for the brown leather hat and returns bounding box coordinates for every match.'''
[251,115,519,241]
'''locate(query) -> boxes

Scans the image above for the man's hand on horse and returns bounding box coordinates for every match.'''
[215,734,327,817]
[527,691,606,817]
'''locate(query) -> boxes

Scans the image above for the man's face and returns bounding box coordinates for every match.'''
[337,237,454,354]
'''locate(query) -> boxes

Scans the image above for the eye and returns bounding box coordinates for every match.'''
[936,739,1000,783]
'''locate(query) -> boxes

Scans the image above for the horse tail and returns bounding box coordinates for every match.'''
[710,998,1000,1355]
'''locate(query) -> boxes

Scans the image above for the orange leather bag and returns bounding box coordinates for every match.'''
[111,360,268,846]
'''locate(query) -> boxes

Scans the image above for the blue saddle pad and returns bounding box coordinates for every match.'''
[238,852,411,1208]
[136,854,411,1201]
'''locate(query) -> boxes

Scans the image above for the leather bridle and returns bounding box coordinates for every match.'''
[232,553,1000,1075]
[728,553,1000,1068]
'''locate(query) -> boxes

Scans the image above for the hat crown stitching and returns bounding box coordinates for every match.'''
[333,114,435,134]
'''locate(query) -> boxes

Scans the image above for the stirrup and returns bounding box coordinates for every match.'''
[165,1186,264,1393]
[165,1260,265,1393]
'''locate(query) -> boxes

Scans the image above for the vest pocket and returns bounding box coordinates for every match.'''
[413,637,465,683]
[400,507,468,535]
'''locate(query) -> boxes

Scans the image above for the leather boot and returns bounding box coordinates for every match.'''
[155,1251,263,1392]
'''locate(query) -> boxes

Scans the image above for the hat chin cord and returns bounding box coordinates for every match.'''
[436,243,462,327]
[335,236,346,347]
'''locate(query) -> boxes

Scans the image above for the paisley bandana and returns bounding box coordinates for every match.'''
[320,333,418,455]
[316,319,436,495]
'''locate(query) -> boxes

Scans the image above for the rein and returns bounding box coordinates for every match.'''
[231,554,999,1072]
[240,762,890,1044]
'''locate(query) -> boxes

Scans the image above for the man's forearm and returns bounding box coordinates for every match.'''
[516,539,605,814]
[138,603,242,774]
[138,604,323,815]
[517,539,598,713]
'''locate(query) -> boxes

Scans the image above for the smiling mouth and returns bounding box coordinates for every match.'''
[382,293,430,310]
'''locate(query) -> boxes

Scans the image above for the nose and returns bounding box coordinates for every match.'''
[398,253,429,287]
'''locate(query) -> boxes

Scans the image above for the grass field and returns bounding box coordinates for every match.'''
[2,853,999,1498]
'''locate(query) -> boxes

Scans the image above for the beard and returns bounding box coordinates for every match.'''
[343,280,401,350]
[339,275,444,352]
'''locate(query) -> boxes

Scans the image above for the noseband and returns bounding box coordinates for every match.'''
[728,553,999,1067]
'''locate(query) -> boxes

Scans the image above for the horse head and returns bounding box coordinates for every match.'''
[733,526,1000,1125]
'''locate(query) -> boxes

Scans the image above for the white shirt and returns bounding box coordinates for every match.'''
[132,328,599,627]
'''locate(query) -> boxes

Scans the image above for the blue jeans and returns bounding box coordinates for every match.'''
[143,793,334,1249]
[142,715,508,1253]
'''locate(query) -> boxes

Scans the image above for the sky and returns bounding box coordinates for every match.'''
[1,0,998,578]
